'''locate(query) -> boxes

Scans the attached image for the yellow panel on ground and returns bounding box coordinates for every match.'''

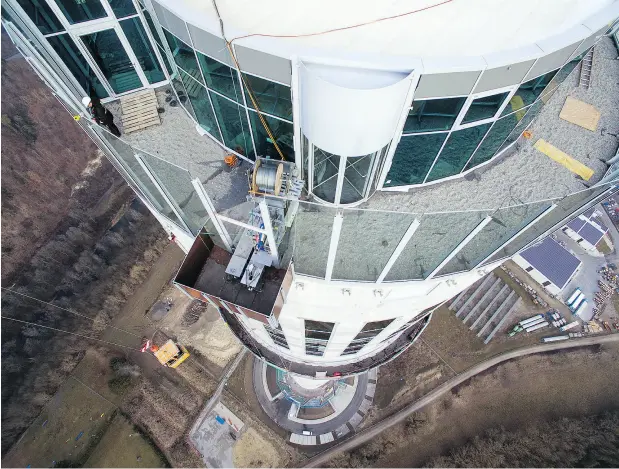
[534,139,594,181]
[559,96,601,131]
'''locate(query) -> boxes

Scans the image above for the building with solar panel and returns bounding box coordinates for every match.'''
[3,0,618,379]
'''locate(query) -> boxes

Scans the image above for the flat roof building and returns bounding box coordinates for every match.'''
[514,237,582,295]
[3,0,618,378]
[563,208,610,252]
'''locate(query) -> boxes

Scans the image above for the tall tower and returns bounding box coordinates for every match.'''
[3,0,618,381]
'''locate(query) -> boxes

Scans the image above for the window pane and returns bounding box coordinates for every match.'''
[340,153,374,204]
[81,29,142,94]
[179,69,221,139]
[120,17,165,84]
[461,92,509,124]
[243,73,292,121]
[15,0,64,34]
[332,210,416,281]
[108,0,136,18]
[404,97,465,133]
[162,29,202,83]
[384,133,447,187]
[46,34,108,99]
[464,113,523,170]
[209,91,255,159]
[501,70,558,116]
[197,52,243,102]
[385,211,487,280]
[52,0,106,23]
[313,147,340,203]
[171,75,197,120]
[437,202,551,275]
[426,124,490,181]
[248,111,294,161]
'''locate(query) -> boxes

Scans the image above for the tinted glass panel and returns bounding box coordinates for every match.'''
[163,29,202,83]
[209,92,254,159]
[179,69,221,139]
[171,75,196,120]
[461,92,509,124]
[384,133,448,187]
[198,52,243,102]
[313,147,339,203]
[108,0,136,17]
[81,28,142,94]
[464,113,522,170]
[484,187,610,265]
[248,111,294,161]
[498,100,544,152]
[385,211,486,280]
[332,210,416,281]
[404,97,466,133]
[293,204,336,278]
[426,124,490,181]
[120,17,165,84]
[243,73,292,121]
[53,0,106,23]
[501,70,558,116]
[139,9,172,75]
[15,0,64,34]
[437,202,550,275]
[47,34,108,99]
[139,152,207,234]
[340,153,375,204]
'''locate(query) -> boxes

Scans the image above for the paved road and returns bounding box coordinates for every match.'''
[303,334,619,468]
[189,348,248,437]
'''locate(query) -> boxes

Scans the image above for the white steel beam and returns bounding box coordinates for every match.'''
[217,215,267,234]
[325,211,344,281]
[259,199,280,268]
[428,216,493,279]
[376,218,421,283]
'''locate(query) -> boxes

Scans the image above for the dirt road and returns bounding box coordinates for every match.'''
[304,334,619,468]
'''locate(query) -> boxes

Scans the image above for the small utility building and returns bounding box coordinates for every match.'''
[514,237,582,295]
[562,209,610,253]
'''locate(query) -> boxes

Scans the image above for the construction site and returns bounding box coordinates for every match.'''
[2,0,619,467]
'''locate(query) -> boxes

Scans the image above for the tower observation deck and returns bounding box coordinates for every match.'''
[3,0,618,378]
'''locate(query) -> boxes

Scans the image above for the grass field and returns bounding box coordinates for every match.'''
[2,377,116,468]
[84,413,168,468]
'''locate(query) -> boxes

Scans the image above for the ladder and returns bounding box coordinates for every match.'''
[579,48,594,89]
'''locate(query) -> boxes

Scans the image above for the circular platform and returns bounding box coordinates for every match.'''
[252,357,378,444]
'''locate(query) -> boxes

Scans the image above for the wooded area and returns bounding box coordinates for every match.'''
[427,411,619,467]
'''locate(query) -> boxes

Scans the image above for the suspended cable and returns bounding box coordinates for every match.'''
[228,0,454,43]
[0,315,139,351]
[1,286,142,338]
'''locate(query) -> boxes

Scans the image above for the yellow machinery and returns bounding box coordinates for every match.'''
[152,339,190,368]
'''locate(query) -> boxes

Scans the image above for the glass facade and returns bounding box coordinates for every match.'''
[461,92,509,124]
[46,34,109,99]
[404,97,465,133]
[313,147,340,203]
[52,0,106,24]
[120,17,165,84]
[15,0,63,34]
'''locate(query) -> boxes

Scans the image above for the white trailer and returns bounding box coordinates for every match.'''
[519,315,544,327]
[552,312,561,320]
[525,321,549,332]
[560,321,580,332]
[567,288,582,306]
[523,317,546,329]
[542,335,570,342]
[570,293,586,312]
[574,300,588,318]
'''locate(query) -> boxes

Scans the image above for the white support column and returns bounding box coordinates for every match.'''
[191,178,233,251]
[325,211,344,281]
[135,154,193,234]
[259,199,280,268]
[377,218,421,283]
[475,204,557,267]
[428,216,493,279]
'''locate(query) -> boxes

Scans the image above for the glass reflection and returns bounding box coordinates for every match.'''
[385,133,448,187]
[461,92,509,124]
[404,97,465,133]
[313,147,340,203]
